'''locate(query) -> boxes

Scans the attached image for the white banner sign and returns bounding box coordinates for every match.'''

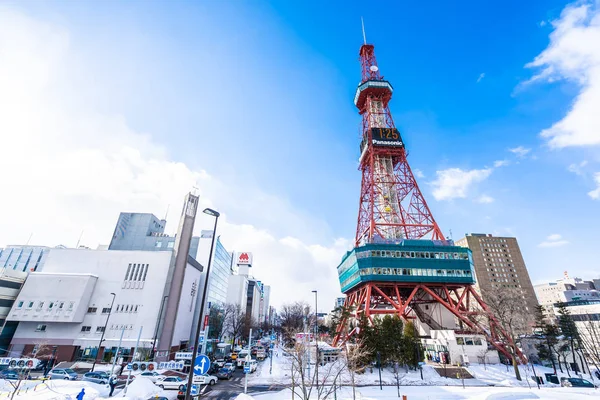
[175,352,193,360]
[158,361,184,370]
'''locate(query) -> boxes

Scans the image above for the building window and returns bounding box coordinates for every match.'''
[37,301,44,309]
[68,302,74,310]
[17,301,24,308]
[167,242,174,249]
[59,302,64,309]
[134,305,138,313]
[87,307,97,313]
[142,265,149,281]
[27,301,34,309]
[35,324,47,332]
[81,326,91,332]
[125,305,129,312]
[96,326,105,333]
[155,241,162,248]
[102,307,112,314]
[48,302,54,310]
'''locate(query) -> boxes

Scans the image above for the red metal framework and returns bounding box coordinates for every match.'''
[355,44,443,247]
[333,282,525,363]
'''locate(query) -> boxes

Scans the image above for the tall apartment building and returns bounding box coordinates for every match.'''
[456,234,538,322]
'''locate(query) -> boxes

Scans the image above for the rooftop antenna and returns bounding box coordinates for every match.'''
[164,204,170,221]
[361,17,367,45]
[76,230,84,248]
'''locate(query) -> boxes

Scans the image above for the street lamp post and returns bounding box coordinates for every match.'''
[312,290,318,395]
[151,295,169,361]
[185,208,220,400]
[91,292,116,372]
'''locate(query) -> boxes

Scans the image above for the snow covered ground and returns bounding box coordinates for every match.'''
[0,376,173,399]
[249,385,598,400]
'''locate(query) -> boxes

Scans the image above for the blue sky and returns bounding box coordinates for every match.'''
[1,0,599,308]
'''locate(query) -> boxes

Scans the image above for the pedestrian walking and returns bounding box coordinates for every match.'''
[76,388,85,400]
[109,375,118,397]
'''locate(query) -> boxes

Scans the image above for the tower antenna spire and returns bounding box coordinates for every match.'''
[361,17,367,45]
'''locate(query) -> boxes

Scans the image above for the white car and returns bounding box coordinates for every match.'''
[244,360,257,373]
[139,371,163,382]
[155,375,186,390]
[193,374,218,385]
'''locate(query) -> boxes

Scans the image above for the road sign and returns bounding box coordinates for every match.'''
[193,354,210,376]
[271,335,276,341]
[198,333,205,345]
[175,352,193,360]
[244,366,250,374]
[190,384,199,396]
[158,361,185,370]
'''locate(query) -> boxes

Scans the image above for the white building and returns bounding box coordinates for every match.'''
[534,274,600,319]
[7,248,201,363]
[421,330,500,366]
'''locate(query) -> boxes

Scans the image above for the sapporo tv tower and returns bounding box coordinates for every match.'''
[333,37,525,363]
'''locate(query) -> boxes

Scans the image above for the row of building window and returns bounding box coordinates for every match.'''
[81,326,105,333]
[456,337,484,346]
[123,263,149,282]
[359,250,470,261]
[359,268,473,277]
[114,304,139,313]
[87,307,112,314]
[17,300,74,311]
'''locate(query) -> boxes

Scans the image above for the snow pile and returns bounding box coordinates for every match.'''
[117,376,162,399]
[4,379,105,399]
[234,394,256,400]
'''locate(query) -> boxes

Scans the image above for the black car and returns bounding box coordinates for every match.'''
[216,367,233,380]
[560,377,597,388]
[0,370,20,380]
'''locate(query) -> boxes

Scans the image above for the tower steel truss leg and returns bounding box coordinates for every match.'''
[333,282,526,364]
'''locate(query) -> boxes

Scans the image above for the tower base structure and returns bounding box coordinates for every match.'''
[333,281,526,363]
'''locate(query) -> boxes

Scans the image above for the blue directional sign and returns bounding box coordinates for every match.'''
[270,335,276,341]
[193,354,211,376]
[190,384,199,396]
[244,365,250,374]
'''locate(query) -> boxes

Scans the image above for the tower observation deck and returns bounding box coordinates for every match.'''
[333,42,525,363]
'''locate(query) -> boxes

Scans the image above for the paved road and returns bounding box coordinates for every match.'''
[200,368,284,400]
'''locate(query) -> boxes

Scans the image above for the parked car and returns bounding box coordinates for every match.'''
[214,359,226,368]
[0,370,20,380]
[193,373,218,385]
[236,351,249,367]
[49,368,78,380]
[155,375,186,390]
[139,371,163,382]
[244,360,257,373]
[82,371,109,384]
[560,377,597,388]
[216,367,233,380]
[223,363,236,373]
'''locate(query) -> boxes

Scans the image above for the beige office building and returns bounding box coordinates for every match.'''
[455,234,538,324]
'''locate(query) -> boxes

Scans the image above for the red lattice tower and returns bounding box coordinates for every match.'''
[333,42,525,364]
[355,44,443,247]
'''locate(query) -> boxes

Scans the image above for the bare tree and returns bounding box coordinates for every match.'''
[224,303,246,346]
[484,288,530,381]
[344,341,369,400]
[280,302,311,343]
[577,317,600,374]
[477,346,494,371]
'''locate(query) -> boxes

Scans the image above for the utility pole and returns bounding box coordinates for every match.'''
[109,327,125,377]
[123,326,142,395]
[244,328,252,394]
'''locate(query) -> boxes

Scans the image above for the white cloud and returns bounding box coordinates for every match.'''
[538,233,569,247]
[475,194,494,204]
[589,172,600,199]
[431,168,492,201]
[508,146,531,158]
[413,168,425,178]
[526,2,600,148]
[477,73,485,83]
[568,160,588,175]
[0,7,346,309]
[539,20,548,27]
[493,159,510,167]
